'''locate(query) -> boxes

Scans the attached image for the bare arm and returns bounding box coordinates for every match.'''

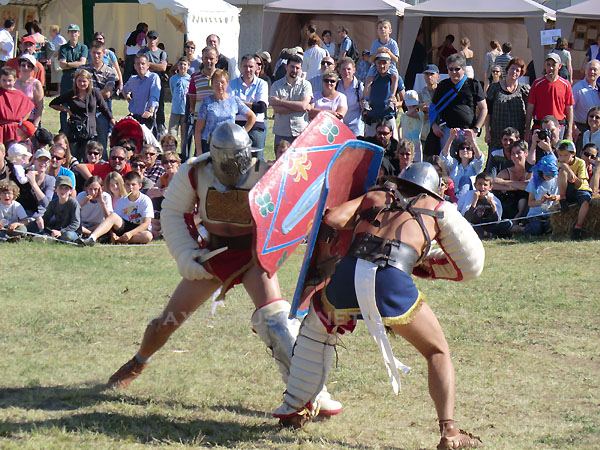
[524,102,534,142]
[564,105,573,141]
[31,81,44,127]
[324,194,368,230]
[270,95,311,113]
[194,119,206,156]
[474,99,487,130]
[148,61,167,72]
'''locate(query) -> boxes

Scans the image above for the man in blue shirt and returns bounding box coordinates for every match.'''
[336,26,352,64]
[123,53,161,135]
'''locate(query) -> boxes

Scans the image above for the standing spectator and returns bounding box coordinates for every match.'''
[254,50,273,85]
[420,64,440,160]
[139,30,168,137]
[183,41,200,74]
[49,69,115,161]
[336,26,353,64]
[525,53,574,142]
[459,37,474,79]
[583,35,600,68]
[123,53,161,134]
[551,37,572,83]
[405,29,427,90]
[38,175,80,242]
[363,20,400,102]
[303,35,327,82]
[93,32,123,94]
[5,36,45,86]
[206,34,230,73]
[485,57,529,152]
[0,66,34,144]
[140,144,164,184]
[308,56,335,96]
[48,25,67,90]
[123,22,147,84]
[337,57,364,137]
[321,30,335,57]
[24,20,51,64]
[270,54,312,147]
[87,145,131,181]
[572,60,600,135]
[0,19,15,68]
[14,54,43,127]
[82,41,117,152]
[430,54,487,150]
[356,50,370,84]
[309,71,347,121]
[398,90,425,162]
[195,69,255,155]
[494,43,513,78]
[436,34,457,74]
[482,40,501,92]
[168,56,190,141]
[58,24,88,133]
[228,54,268,157]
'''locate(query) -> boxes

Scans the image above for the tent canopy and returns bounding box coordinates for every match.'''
[555,0,600,20]
[264,0,409,16]
[399,0,555,81]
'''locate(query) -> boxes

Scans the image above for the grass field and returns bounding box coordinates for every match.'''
[0,237,599,449]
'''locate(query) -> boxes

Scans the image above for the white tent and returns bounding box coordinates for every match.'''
[263,0,409,61]
[398,0,555,81]
[0,0,240,66]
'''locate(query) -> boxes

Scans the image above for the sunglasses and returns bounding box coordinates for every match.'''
[323,79,336,84]
[377,130,391,136]
[87,151,101,156]
[51,155,65,160]
[448,67,463,72]
[185,46,195,50]
[148,36,158,40]
[321,61,333,66]
[458,146,472,151]
[132,163,146,169]
[121,146,135,151]
[164,160,179,165]
[583,152,597,158]
[589,115,600,120]
[110,156,125,161]
[144,153,157,157]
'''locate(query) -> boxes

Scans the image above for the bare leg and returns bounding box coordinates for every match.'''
[390,302,455,422]
[91,213,123,239]
[138,277,221,359]
[242,264,282,308]
[576,201,590,227]
[557,170,568,198]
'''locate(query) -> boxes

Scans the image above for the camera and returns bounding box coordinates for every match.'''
[537,129,549,141]
[457,129,467,136]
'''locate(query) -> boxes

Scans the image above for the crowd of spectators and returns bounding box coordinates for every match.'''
[0,17,599,243]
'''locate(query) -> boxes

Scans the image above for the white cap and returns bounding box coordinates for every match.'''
[404,90,419,106]
[7,143,31,162]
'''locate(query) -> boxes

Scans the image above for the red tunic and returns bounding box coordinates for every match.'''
[0,88,35,144]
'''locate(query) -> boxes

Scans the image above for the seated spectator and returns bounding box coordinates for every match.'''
[79,171,153,245]
[104,171,127,209]
[84,140,105,165]
[458,172,511,239]
[0,179,28,240]
[48,144,76,198]
[117,138,137,160]
[522,154,559,236]
[484,127,519,178]
[140,144,164,184]
[87,145,131,181]
[129,154,154,193]
[6,142,31,185]
[393,139,415,175]
[33,127,54,152]
[582,143,599,194]
[147,150,180,238]
[492,140,532,219]
[582,106,600,149]
[37,175,81,243]
[14,148,55,232]
[556,139,592,240]
[527,116,560,166]
[429,154,457,203]
[273,139,290,162]
[309,71,347,121]
[77,175,112,235]
[440,128,484,197]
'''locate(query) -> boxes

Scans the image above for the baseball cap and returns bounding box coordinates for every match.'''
[147,30,159,39]
[21,36,36,45]
[18,120,36,138]
[294,46,304,55]
[67,24,80,32]
[7,143,31,160]
[362,49,370,55]
[34,148,51,160]
[424,64,439,74]
[557,139,576,153]
[18,54,37,68]
[55,175,73,188]
[404,90,419,107]
[546,53,561,64]
[256,50,271,63]
[375,52,391,61]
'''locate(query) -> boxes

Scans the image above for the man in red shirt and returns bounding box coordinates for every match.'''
[5,36,45,86]
[87,146,131,181]
[525,53,574,142]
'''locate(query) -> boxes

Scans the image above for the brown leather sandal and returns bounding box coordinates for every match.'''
[437,429,483,449]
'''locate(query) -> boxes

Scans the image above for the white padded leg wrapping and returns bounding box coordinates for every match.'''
[273,304,338,418]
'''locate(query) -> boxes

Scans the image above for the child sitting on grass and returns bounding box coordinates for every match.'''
[77,175,112,235]
[0,179,28,240]
[458,172,511,238]
[522,154,559,236]
[38,175,81,243]
[556,139,592,240]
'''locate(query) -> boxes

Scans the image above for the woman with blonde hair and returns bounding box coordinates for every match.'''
[104,171,127,209]
[50,68,115,161]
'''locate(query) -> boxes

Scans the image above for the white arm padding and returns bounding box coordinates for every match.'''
[416,201,485,281]
[161,163,211,280]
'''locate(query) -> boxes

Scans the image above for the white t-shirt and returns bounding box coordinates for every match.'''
[1,200,27,223]
[0,28,14,62]
[123,33,145,56]
[77,191,113,228]
[302,46,328,82]
[313,91,347,114]
[114,192,153,230]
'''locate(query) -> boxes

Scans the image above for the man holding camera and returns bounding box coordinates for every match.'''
[526,115,561,166]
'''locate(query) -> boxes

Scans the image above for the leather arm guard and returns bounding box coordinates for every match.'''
[161,163,211,280]
[413,201,485,281]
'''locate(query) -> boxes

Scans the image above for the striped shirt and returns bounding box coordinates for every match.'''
[188,72,212,115]
[494,53,513,78]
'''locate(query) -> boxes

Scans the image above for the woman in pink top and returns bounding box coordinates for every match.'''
[14,54,44,127]
[309,71,348,121]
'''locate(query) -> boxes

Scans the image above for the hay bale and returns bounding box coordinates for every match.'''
[551,196,600,238]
